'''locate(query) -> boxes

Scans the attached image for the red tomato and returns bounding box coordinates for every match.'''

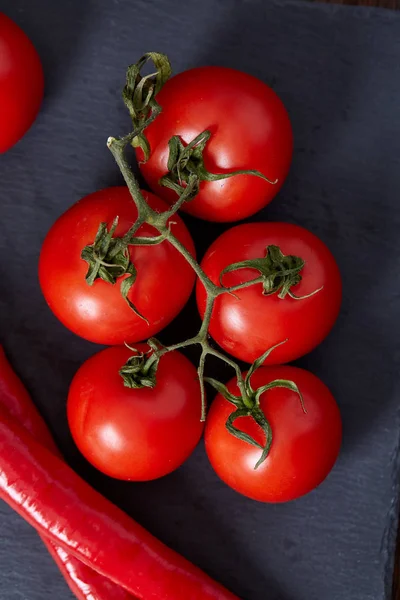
[39,187,195,345]
[137,67,293,222]
[0,13,44,152]
[205,365,341,502]
[68,345,204,480]
[197,222,341,365]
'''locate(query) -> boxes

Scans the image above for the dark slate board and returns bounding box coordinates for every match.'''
[1,1,400,599]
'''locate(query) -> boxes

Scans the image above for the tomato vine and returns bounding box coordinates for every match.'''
[85,52,316,468]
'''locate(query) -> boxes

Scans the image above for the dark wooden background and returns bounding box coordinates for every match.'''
[311,0,398,8]
[307,1,399,598]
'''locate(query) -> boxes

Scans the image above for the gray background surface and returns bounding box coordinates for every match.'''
[1,0,400,598]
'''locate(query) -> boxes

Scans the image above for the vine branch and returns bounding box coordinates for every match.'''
[86,52,312,467]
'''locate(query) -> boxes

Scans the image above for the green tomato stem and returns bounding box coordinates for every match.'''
[108,131,249,420]
[101,54,310,467]
[107,111,301,426]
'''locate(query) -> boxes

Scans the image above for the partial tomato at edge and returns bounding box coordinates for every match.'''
[197,222,342,365]
[67,345,204,481]
[0,13,44,152]
[205,365,342,503]
[39,187,196,345]
[137,66,293,222]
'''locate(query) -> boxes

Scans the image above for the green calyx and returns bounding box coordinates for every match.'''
[119,339,163,389]
[81,218,148,322]
[122,52,172,161]
[159,130,278,201]
[220,244,323,300]
[205,341,306,469]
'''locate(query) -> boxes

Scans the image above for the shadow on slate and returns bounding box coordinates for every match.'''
[1,1,400,599]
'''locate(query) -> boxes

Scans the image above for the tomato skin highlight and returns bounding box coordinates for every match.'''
[39,187,196,345]
[137,66,293,222]
[67,345,204,481]
[0,13,44,152]
[205,366,342,503]
[197,222,342,365]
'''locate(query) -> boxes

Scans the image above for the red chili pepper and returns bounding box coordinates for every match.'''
[0,346,136,600]
[0,351,238,600]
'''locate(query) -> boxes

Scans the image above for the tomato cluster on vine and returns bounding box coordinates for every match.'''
[37,52,342,503]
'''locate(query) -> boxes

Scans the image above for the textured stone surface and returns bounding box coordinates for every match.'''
[1,1,400,598]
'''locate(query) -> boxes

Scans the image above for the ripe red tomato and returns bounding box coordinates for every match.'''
[137,67,293,222]
[205,365,341,502]
[197,222,341,365]
[0,13,44,152]
[68,345,204,480]
[39,187,195,345]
